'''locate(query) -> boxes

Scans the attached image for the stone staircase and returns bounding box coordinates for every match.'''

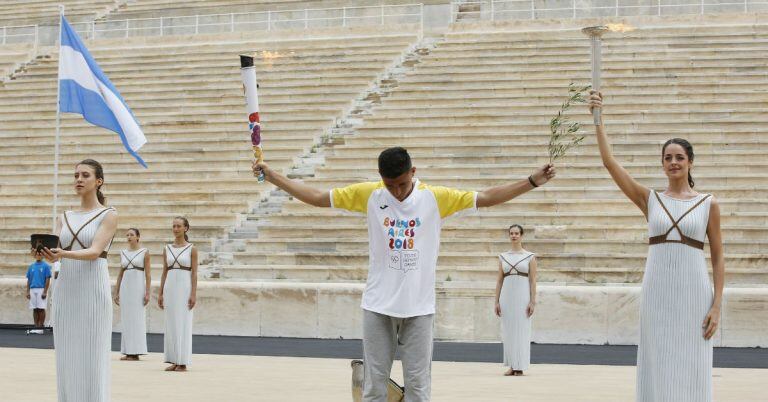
[207,35,442,276]
[0,43,38,80]
[0,5,766,343]
[213,22,768,288]
[0,0,124,25]
[108,0,447,20]
[0,27,421,277]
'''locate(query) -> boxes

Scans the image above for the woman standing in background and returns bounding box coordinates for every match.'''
[494,224,537,376]
[114,227,150,361]
[159,217,197,372]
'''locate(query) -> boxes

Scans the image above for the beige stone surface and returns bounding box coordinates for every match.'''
[0,0,116,25]
[0,347,764,402]
[533,286,610,345]
[605,287,641,345]
[1,279,766,346]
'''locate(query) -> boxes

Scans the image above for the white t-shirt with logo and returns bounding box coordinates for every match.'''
[331,179,477,317]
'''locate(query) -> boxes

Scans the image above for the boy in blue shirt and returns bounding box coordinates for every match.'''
[26,252,51,333]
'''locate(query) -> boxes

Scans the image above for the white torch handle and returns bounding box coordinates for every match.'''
[591,36,602,126]
[240,53,266,182]
[241,66,260,114]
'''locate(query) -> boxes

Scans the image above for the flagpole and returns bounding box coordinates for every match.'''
[52,4,64,233]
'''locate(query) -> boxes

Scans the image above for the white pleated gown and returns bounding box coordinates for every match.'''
[499,251,534,370]
[47,262,60,328]
[54,208,115,402]
[118,248,148,355]
[164,244,194,365]
[637,192,714,402]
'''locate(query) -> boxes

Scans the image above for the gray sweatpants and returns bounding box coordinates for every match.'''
[362,309,434,402]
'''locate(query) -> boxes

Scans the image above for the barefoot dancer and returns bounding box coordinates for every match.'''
[114,228,150,361]
[589,92,724,401]
[494,224,537,376]
[159,217,197,372]
[41,159,117,402]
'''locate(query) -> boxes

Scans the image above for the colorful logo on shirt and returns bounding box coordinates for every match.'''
[383,216,420,250]
[383,216,421,272]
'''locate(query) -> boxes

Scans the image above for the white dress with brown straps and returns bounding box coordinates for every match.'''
[499,251,534,371]
[54,207,115,402]
[636,191,713,402]
[163,243,194,365]
[118,248,148,356]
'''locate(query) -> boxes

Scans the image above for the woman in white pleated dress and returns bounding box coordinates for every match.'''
[113,228,151,361]
[158,216,198,372]
[494,224,537,376]
[41,159,118,402]
[589,92,724,401]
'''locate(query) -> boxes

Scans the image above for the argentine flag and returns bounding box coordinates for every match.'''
[58,15,147,167]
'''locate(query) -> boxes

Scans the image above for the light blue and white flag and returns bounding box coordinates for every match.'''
[58,15,147,167]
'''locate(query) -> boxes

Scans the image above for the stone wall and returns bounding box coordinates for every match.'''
[2,278,765,347]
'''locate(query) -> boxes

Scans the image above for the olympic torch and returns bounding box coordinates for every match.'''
[240,54,264,182]
[581,25,609,126]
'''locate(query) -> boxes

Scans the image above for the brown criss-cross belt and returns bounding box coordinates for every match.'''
[500,253,533,278]
[167,244,192,271]
[648,191,711,250]
[121,249,145,271]
[62,208,115,259]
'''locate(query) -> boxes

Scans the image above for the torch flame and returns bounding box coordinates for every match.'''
[606,23,636,33]
[261,50,285,68]
[261,50,283,60]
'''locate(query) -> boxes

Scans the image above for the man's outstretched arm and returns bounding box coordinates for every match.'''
[476,164,556,208]
[253,161,331,207]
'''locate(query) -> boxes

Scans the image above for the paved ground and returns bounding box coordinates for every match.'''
[0,347,764,402]
[1,327,766,368]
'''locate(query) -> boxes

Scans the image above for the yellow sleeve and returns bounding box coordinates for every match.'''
[330,182,382,213]
[426,184,477,219]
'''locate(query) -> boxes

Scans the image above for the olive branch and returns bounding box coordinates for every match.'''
[549,83,591,163]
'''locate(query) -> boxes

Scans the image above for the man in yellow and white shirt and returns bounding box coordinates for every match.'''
[331,179,477,318]
[254,147,555,402]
